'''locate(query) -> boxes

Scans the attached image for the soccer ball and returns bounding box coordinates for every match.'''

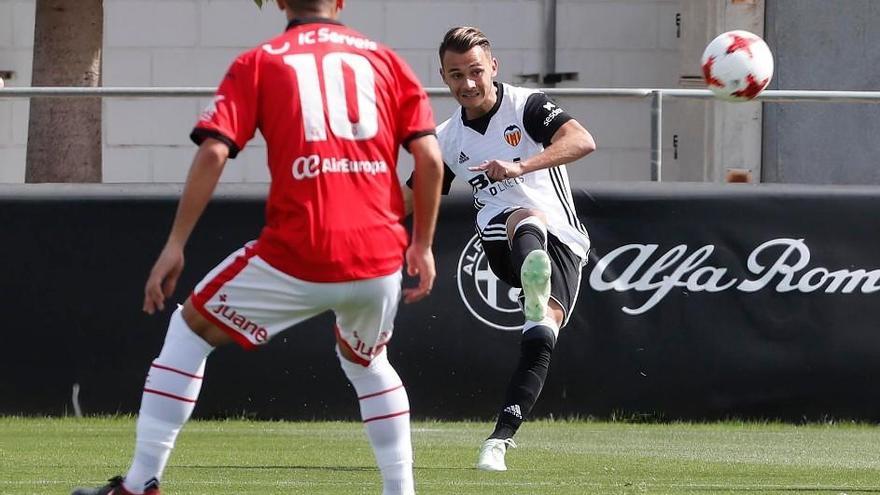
[701,30,774,102]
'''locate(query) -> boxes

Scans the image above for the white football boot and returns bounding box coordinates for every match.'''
[476,438,517,471]
[521,250,552,322]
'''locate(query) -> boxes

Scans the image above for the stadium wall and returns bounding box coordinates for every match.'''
[0,0,681,184]
[3,183,880,421]
[763,0,880,185]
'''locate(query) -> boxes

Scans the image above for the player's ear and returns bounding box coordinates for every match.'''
[336,0,345,12]
[491,57,498,77]
[275,0,285,11]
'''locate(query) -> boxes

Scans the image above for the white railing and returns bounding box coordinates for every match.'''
[3,87,880,181]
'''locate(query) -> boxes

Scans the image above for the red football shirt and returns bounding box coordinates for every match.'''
[192,19,435,282]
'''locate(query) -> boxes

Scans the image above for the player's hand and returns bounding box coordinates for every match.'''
[468,159,524,181]
[143,243,185,315]
[402,242,435,304]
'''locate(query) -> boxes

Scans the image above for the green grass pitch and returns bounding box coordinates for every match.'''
[3,417,880,494]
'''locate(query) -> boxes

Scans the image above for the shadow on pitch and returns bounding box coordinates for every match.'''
[174,465,475,472]
[175,465,375,472]
[668,487,880,493]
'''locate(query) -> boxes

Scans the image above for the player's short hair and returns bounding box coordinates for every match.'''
[283,0,334,12]
[438,26,492,60]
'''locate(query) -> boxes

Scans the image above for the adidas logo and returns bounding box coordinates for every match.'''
[503,404,522,419]
[458,151,470,164]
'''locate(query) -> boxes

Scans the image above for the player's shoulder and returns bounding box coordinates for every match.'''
[437,109,465,141]
[502,82,543,102]
[228,43,264,67]
[226,29,293,70]
[435,115,462,159]
[436,114,458,137]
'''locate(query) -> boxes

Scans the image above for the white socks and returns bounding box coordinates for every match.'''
[338,347,414,495]
[124,308,213,494]
[121,310,412,495]
[523,315,560,339]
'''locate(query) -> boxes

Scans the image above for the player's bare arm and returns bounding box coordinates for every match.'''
[401,180,414,217]
[402,134,443,303]
[143,138,229,315]
[468,120,596,181]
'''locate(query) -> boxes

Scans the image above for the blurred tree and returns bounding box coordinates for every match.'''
[25,0,102,183]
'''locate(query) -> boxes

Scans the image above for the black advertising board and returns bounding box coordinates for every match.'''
[2,183,879,421]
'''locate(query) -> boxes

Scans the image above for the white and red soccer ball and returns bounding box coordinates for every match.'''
[701,30,774,102]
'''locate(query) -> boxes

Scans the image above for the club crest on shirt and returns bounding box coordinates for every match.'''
[503,125,522,147]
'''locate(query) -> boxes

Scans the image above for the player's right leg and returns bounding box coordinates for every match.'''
[334,271,414,495]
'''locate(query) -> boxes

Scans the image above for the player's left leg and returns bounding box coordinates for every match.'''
[72,304,227,495]
[73,248,330,495]
[477,307,561,472]
[335,271,414,495]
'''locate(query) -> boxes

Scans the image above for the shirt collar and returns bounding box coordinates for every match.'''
[461,82,504,134]
[286,17,343,30]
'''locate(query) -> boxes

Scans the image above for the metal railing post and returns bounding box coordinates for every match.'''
[650,90,662,182]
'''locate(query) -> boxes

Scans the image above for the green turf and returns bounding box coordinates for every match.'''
[3,417,880,494]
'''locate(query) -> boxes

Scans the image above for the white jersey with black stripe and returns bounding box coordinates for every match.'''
[436,83,590,259]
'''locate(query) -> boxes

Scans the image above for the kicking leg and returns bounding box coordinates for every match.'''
[507,211,551,322]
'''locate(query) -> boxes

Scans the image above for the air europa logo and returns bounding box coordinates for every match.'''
[590,238,880,315]
[457,235,523,331]
[291,155,388,180]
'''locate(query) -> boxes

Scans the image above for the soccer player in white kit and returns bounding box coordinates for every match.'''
[71,1,443,494]
[408,26,596,472]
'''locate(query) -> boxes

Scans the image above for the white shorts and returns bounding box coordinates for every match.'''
[190,245,401,366]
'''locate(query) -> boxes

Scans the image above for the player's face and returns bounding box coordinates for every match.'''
[440,46,498,119]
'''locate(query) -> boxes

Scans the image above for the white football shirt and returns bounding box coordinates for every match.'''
[435,82,590,259]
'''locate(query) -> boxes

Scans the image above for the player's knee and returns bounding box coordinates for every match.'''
[167,307,204,345]
[181,299,232,347]
[514,218,546,239]
[157,307,215,363]
[336,345,392,378]
[507,209,546,230]
[523,324,556,348]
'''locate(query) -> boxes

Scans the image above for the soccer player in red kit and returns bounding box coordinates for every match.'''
[71,1,443,494]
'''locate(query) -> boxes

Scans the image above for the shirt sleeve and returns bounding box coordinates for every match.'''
[522,92,574,148]
[406,162,456,195]
[390,51,436,150]
[190,50,260,159]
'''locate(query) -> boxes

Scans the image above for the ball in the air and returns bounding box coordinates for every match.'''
[701,30,774,102]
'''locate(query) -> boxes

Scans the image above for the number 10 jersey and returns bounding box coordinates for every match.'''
[192,18,435,283]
